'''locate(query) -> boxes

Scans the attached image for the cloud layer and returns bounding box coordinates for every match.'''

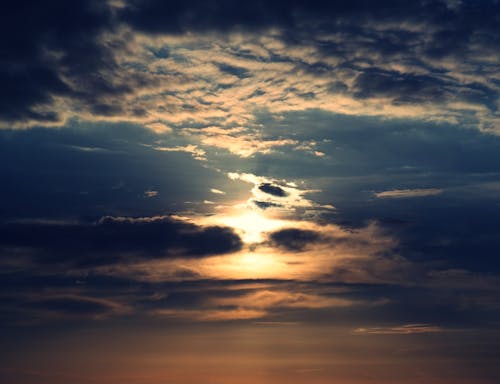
[1,0,498,138]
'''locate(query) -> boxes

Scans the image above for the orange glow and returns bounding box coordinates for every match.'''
[205,205,290,244]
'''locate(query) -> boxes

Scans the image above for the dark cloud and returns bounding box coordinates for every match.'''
[353,69,448,104]
[118,0,429,34]
[258,183,288,197]
[252,200,283,209]
[216,63,251,79]
[119,0,499,60]
[269,228,322,251]
[353,68,498,109]
[0,216,242,267]
[28,296,118,316]
[0,0,122,124]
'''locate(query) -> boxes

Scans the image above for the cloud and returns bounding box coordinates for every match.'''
[0,291,132,324]
[111,0,499,134]
[193,127,298,157]
[227,172,331,217]
[252,200,283,210]
[25,294,130,320]
[353,323,443,335]
[118,0,497,43]
[210,188,226,195]
[375,188,443,198]
[152,308,266,322]
[258,183,288,197]
[148,144,207,161]
[269,228,322,251]
[0,0,138,127]
[150,288,357,322]
[211,290,355,310]
[2,0,497,137]
[144,190,159,197]
[1,1,500,340]
[0,215,243,267]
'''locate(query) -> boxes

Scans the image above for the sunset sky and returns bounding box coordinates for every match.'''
[1,1,500,383]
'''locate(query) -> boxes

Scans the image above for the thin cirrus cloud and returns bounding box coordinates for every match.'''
[146,144,207,161]
[353,324,444,335]
[375,188,444,198]
[210,188,226,195]
[20,294,131,322]
[145,279,389,323]
[151,290,359,322]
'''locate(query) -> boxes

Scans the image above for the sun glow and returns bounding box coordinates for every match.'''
[214,209,288,244]
[210,251,289,278]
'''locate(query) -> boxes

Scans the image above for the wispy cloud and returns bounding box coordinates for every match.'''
[210,188,226,195]
[149,144,207,161]
[210,290,355,310]
[353,324,443,335]
[144,190,159,198]
[375,188,443,198]
[152,308,266,322]
[150,289,358,322]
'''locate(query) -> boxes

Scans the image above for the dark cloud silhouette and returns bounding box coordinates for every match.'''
[0,216,242,267]
[353,68,498,109]
[258,183,288,197]
[269,228,322,251]
[0,0,122,124]
[216,63,251,79]
[118,0,432,34]
[252,200,283,209]
[353,69,448,103]
[119,0,499,61]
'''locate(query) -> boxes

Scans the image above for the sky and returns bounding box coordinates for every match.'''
[1,1,500,383]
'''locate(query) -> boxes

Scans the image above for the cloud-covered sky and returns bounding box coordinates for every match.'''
[1,1,500,383]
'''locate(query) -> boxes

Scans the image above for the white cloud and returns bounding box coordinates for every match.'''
[210,188,226,195]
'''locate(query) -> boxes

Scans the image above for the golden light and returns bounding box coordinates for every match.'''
[191,204,296,278]
[211,208,288,244]
[187,201,334,280]
[204,251,290,279]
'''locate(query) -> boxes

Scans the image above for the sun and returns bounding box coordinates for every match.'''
[216,209,287,244]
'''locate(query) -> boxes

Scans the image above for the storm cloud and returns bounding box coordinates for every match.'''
[1,0,118,124]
